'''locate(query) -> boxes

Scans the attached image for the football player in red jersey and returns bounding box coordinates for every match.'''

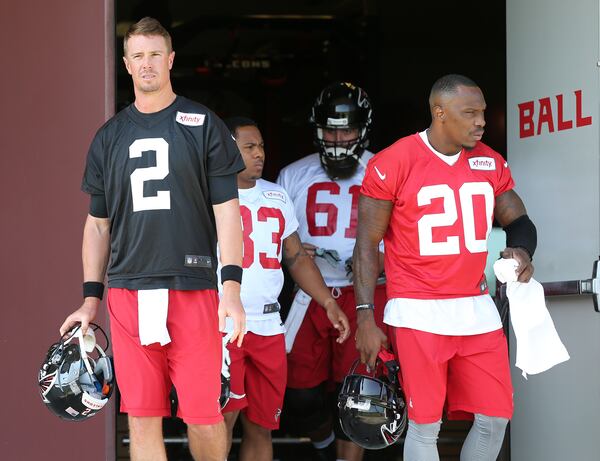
[277,83,387,461]
[60,17,246,461]
[354,74,536,461]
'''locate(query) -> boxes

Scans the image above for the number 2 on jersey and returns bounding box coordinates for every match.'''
[306,182,360,238]
[417,182,494,256]
[129,138,171,212]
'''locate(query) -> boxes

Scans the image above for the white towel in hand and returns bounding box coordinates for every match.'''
[493,258,570,378]
[138,289,171,346]
[284,289,312,353]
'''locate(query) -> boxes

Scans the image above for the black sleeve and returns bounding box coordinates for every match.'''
[208,173,239,205]
[205,112,246,177]
[81,130,105,195]
[89,194,108,218]
[503,214,537,258]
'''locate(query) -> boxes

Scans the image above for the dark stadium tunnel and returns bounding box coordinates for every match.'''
[113,1,508,460]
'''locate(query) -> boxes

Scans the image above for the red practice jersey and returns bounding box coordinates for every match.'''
[361,134,514,299]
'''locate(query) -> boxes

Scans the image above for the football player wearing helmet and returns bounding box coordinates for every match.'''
[277,82,387,461]
[39,323,114,421]
[59,17,246,461]
[221,117,350,461]
[354,74,536,461]
[311,82,373,180]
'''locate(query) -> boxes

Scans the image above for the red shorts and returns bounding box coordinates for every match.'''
[222,332,286,430]
[390,327,513,424]
[107,288,223,425]
[287,284,388,388]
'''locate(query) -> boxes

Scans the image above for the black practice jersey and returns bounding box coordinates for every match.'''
[81,96,245,290]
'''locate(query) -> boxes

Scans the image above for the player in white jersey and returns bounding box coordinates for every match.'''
[219,117,350,461]
[277,83,386,461]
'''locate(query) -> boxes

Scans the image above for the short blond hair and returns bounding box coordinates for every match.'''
[123,17,172,55]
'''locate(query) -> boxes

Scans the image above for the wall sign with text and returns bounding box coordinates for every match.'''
[517,89,592,138]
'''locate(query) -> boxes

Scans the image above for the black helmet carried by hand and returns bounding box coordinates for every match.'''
[338,349,407,449]
[310,82,373,179]
[38,323,114,421]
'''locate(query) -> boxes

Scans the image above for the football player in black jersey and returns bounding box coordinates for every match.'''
[59,17,246,461]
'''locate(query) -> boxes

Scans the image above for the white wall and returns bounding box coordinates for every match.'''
[507,0,600,459]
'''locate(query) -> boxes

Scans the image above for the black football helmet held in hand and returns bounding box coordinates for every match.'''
[338,349,407,449]
[310,81,373,179]
[38,323,114,421]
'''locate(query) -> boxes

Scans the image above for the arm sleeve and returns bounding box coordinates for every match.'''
[208,173,239,205]
[89,194,108,218]
[205,113,246,177]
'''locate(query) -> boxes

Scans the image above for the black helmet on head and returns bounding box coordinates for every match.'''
[338,349,407,449]
[38,323,114,421]
[310,82,373,179]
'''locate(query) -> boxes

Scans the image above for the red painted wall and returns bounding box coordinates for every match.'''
[0,2,115,459]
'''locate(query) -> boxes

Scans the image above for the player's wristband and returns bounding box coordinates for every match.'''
[221,265,243,284]
[83,281,104,300]
[356,303,375,311]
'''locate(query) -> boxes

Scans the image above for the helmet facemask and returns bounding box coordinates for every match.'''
[315,125,369,180]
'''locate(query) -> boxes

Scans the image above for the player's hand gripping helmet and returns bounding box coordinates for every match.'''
[338,349,407,449]
[310,82,373,179]
[38,323,114,421]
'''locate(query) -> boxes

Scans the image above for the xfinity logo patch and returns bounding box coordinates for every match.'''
[176,112,206,126]
[263,190,285,202]
[468,157,496,170]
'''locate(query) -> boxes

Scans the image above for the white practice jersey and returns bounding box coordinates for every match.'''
[277,151,381,287]
[218,179,299,335]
